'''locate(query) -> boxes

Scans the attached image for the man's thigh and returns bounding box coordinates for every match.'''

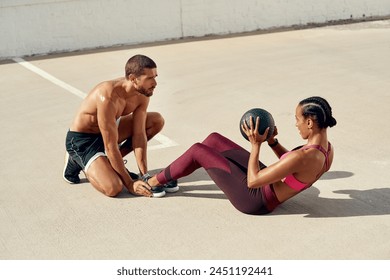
[117,114,135,143]
[117,112,162,142]
[86,156,123,194]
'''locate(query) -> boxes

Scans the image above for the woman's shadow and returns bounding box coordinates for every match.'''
[124,169,390,218]
[279,171,390,218]
[275,185,390,218]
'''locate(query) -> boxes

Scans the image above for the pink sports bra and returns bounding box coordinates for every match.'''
[280,143,331,191]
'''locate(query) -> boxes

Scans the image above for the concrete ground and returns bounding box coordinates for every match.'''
[1,20,390,260]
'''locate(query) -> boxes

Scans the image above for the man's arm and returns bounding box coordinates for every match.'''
[131,101,149,175]
[97,89,133,188]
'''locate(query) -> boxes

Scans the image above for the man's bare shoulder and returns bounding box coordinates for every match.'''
[89,80,117,97]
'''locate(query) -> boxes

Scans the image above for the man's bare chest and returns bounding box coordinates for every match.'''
[116,99,138,118]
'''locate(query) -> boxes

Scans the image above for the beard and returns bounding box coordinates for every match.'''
[137,86,154,97]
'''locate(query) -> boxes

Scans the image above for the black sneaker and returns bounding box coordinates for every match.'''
[141,173,166,198]
[128,171,166,198]
[63,152,82,184]
[127,169,140,180]
[163,180,179,193]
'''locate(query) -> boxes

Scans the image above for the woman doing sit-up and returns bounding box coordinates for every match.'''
[138,96,337,215]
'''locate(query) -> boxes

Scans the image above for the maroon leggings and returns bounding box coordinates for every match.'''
[156,132,279,214]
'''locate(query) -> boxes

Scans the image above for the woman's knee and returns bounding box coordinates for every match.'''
[189,142,204,152]
[207,132,223,140]
[202,132,223,145]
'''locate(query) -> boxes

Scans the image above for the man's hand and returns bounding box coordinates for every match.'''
[128,180,152,197]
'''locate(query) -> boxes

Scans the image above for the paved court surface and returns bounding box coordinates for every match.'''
[1,20,390,260]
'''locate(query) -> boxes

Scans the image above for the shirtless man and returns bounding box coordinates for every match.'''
[63,54,178,198]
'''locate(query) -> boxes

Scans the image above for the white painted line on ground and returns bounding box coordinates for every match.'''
[183,190,224,194]
[12,57,87,99]
[179,180,215,187]
[179,180,223,194]
[13,57,178,150]
[149,134,178,150]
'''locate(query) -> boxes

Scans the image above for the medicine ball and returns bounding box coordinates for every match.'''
[239,108,275,141]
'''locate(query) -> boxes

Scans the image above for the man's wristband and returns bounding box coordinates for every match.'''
[140,173,157,190]
[268,138,279,147]
[141,173,152,182]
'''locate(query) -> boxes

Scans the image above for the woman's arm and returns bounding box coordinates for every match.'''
[242,116,301,188]
[266,126,288,158]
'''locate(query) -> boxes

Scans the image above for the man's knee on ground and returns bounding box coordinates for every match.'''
[100,179,123,197]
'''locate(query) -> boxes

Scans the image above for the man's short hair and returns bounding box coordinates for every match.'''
[125,54,157,78]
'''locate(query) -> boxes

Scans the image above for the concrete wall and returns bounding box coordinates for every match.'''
[1,0,390,59]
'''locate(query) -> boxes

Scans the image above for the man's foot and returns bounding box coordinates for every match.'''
[63,152,82,184]
[163,180,179,193]
[127,170,140,180]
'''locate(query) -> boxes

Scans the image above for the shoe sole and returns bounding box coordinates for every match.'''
[63,152,74,184]
[152,190,166,198]
[63,176,77,184]
[63,152,81,184]
[164,186,180,193]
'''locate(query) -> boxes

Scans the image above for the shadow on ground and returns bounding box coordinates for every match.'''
[88,168,390,218]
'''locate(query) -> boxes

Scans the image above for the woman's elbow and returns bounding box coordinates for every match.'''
[247,179,257,189]
[247,178,268,189]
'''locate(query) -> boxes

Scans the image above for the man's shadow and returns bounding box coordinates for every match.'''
[120,169,390,218]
